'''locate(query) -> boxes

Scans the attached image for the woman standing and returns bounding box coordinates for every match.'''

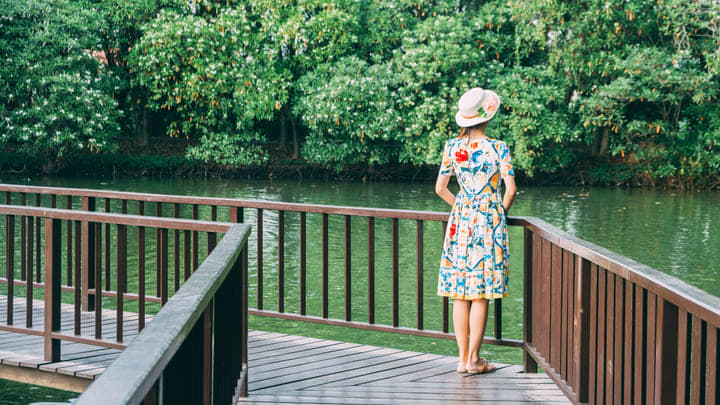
[435,88,517,374]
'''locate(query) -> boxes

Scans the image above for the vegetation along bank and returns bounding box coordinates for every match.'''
[1,0,719,189]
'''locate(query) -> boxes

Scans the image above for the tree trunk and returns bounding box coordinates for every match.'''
[291,114,299,159]
[598,126,610,156]
[279,106,287,151]
[135,106,149,147]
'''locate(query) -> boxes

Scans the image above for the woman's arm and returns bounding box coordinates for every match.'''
[502,175,517,212]
[435,173,455,206]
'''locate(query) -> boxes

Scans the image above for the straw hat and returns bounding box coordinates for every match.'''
[455,88,501,127]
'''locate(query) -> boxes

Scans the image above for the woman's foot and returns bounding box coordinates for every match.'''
[466,358,496,374]
[456,362,468,373]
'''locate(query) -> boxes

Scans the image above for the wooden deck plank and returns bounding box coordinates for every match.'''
[1,296,570,403]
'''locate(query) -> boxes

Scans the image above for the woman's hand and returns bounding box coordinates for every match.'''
[502,175,517,212]
[435,173,455,206]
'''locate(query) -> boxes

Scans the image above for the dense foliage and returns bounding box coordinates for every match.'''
[1,0,719,186]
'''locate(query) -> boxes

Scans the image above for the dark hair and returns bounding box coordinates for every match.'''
[458,121,489,137]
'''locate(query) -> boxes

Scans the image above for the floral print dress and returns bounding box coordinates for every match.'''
[437,136,514,300]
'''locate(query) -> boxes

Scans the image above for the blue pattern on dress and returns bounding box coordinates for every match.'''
[437,136,514,300]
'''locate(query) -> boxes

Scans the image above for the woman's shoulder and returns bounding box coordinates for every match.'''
[444,136,463,148]
[486,137,510,150]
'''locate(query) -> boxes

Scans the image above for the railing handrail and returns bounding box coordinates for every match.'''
[74,223,251,405]
[0,183,451,221]
[517,216,720,328]
[0,204,234,232]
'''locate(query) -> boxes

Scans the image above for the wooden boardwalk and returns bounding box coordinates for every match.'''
[0,296,151,391]
[1,297,568,403]
[240,330,570,405]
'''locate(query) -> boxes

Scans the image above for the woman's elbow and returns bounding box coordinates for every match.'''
[435,184,445,196]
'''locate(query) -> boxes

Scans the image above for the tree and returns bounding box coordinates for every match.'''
[0,0,122,172]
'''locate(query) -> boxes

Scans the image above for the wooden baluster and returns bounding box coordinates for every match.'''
[105,199,111,291]
[229,206,243,223]
[391,218,399,328]
[605,272,615,403]
[160,228,169,305]
[574,256,591,402]
[66,196,73,287]
[690,316,702,405]
[26,213,33,328]
[116,224,126,343]
[174,203,180,292]
[209,205,217,250]
[20,192,25,282]
[416,219,423,330]
[655,298,679,404]
[278,211,285,313]
[192,204,199,271]
[646,291,657,405]
[523,227,535,370]
[676,309,690,405]
[256,208,263,310]
[138,221,146,332]
[300,212,307,316]
[322,213,328,319]
[367,217,375,324]
[94,222,102,339]
[155,203,162,296]
[35,194,41,283]
[634,285,645,405]
[74,221,81,335]
[44,218,62,362]
[184,230,191,281]
[344,215,351,321]
[81,196,96,311]
[706,326,718,405]
[6,214,14,325]
[121,200,127,292]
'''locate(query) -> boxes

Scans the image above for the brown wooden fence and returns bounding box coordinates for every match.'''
[1,183,718,404]
[0,202,250,404]
[521,216,720,405]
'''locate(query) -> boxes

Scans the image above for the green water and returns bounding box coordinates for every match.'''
[1,175,718,402]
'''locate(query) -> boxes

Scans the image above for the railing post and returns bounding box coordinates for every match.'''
[44,218,62,362]
[523,227,538,372]
[655,299,679,404]
[81,196,96,311]
[574,256,591,402]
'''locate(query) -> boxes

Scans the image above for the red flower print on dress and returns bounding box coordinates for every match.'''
[455,149,469,162]
[471,142,478,149]
[449,223,457,237]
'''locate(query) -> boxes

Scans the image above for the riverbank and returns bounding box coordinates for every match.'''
[2,139,718,190]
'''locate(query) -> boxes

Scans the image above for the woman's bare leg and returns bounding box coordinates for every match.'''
[452,299,470,368]
[467,299,490,368]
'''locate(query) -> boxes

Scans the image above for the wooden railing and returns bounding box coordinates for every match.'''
[1,183,719,405]
[0,184,517,347]
[75,223,250,405]
[520,216,720,405]
[0,202,250,403]
[0,204,231,356]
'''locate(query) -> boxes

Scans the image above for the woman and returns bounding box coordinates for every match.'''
[435,87,517,374]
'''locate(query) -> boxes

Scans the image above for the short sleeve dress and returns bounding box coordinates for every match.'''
[437,136,515,300]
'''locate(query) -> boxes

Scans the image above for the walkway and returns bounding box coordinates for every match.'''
[239,330,570,404]
[0,297,569,403]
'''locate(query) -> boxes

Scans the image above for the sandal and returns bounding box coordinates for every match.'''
[466,358,496,374]
[456,363,468,373]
